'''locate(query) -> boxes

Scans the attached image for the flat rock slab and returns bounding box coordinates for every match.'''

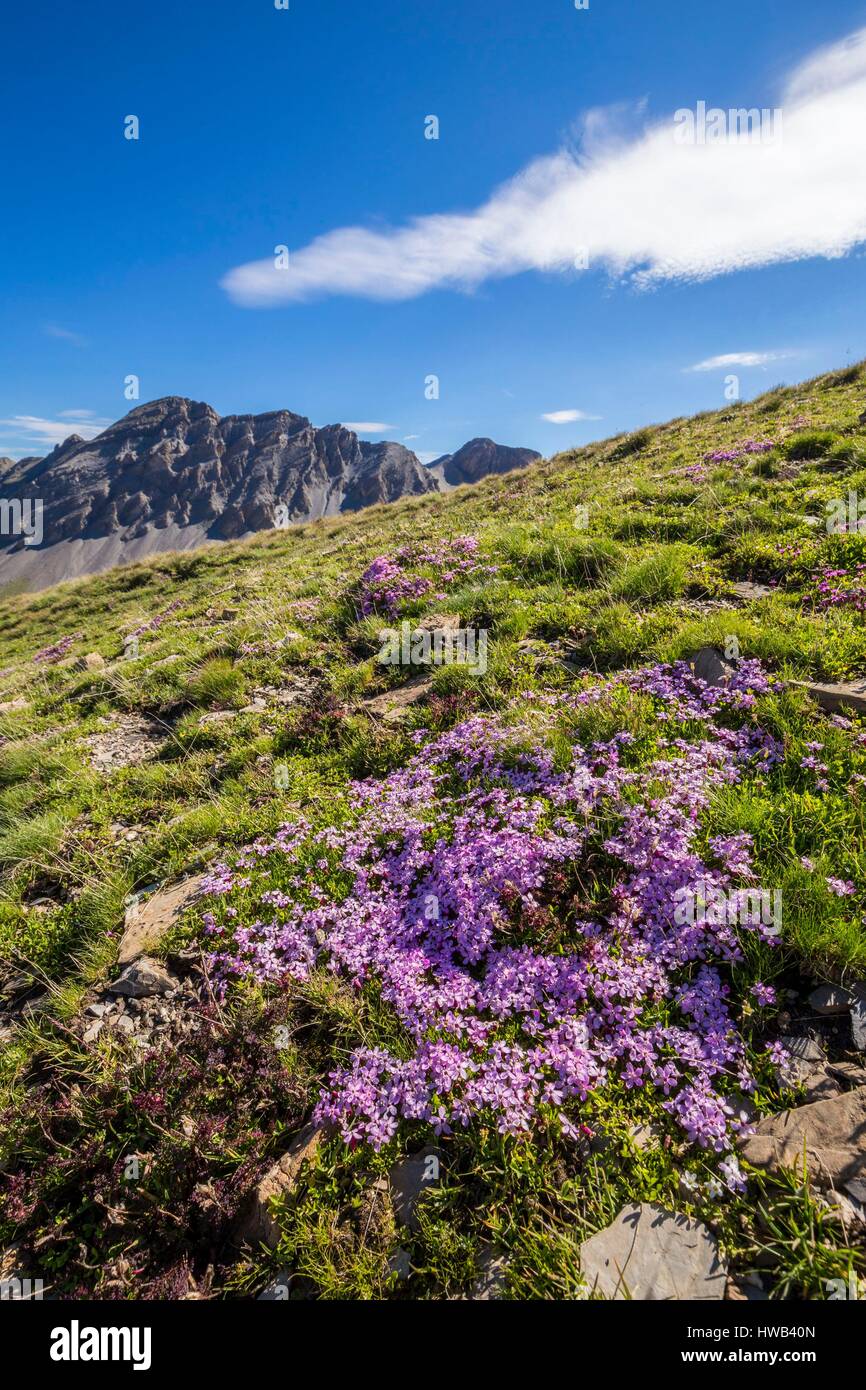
[829,1061,866,1087]
[84,715,164,771]
[119,874,205,965]
[580,1202,726,1301]
[730,582,775,601]
[362,676,434,723]
[0,698,29,714]
[235,1122,326,1249]
[790,678,866,715]
[739,1085,866,1186]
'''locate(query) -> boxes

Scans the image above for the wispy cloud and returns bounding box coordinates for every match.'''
[542,409,602,423]
[0,414,110,452]
[684,350,797,372]
[223,27,866,307]
[44,323,87,347]
[342,421,394,434]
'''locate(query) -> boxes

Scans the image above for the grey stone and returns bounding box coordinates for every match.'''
[107,957,176,999]
[852,994,866,1052]
[779,1034,826,1085]
[580,1202,727,1301]
[388,1146,441,1231]
[387,1248,413,1282]
[687,647,736,687]
[726,1273,768,1301]
[730,581,774,601]
[629,1122,662,1151]
[234,1122,326,1249]
[809,984,856,1016]
[471,1247,509,1300]
[844,1177,866,1205]
[72,652,105,672]
[257,1271,291,1300]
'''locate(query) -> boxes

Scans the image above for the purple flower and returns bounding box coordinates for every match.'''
[827,877,855,897]
[750,982,776,1007]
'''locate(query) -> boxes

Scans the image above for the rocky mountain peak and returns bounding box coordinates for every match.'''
[0,398,541,590]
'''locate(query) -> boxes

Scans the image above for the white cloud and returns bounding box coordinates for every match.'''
[342,421,394,434]
[44,323,86,346]
[59,408,98,419]
[0,415,110,450]
[685,350,797,372]
[542,409,601,423]
[416,451,442,464]
[403,433,420,440]
[223,27,866,307]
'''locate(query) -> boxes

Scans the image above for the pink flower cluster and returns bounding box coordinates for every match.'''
[356,535,496,617]
[127,599,184,640]
[32,632,83,665]
[200,660,787,1155]
[703,440,775,464]
[813,563,866,614]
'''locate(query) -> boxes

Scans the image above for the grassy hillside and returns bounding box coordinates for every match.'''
[1,363,866,1299]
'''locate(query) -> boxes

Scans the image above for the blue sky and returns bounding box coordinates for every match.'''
[2,0,866,462]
